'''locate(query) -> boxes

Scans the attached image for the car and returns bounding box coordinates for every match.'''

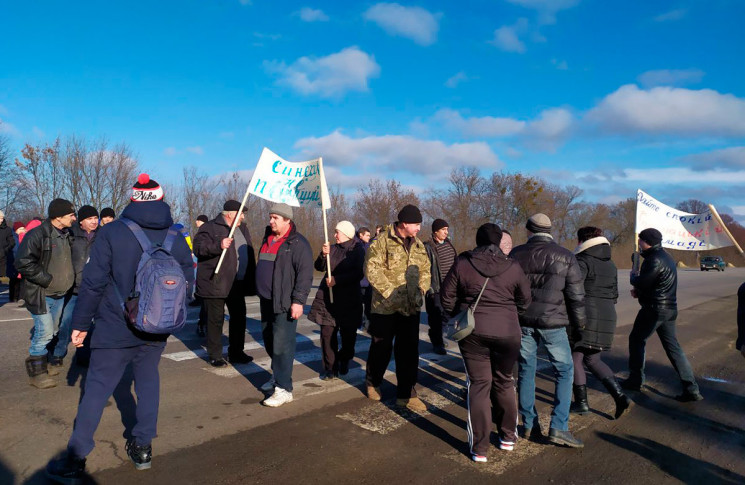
[700,256,726,272]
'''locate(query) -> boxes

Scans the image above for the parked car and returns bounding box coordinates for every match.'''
[700,256,726,271]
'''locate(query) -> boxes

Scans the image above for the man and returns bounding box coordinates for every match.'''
[500,229,513,255]
[357,226,372,323]
[193,200,257,367]
[99,207,115,226]
[423,218,456,355]
[16,199,77,389]
[59,205,99,367]
[623,228,703,401]
[0,209,15,278]
[510,213,586,448]
[255,203,313,407]
[46,174,193,481]
[365,204,431,412]
[195,214,208,229]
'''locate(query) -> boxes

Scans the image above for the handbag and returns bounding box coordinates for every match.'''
[446,277,489,341]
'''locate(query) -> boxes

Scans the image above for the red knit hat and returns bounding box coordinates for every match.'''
[13,221,25,232]
[131,173,164,202]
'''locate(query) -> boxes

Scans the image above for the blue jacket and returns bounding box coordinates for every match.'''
[71,200,194,348]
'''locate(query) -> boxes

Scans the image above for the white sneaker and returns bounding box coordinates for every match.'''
[259,376,275,392]
[262,387,293,407]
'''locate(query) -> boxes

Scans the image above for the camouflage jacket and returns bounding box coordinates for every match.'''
[365,224,431,316]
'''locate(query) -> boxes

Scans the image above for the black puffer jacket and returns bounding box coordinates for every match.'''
[308,238,365,328]
[15,220,67,314]
[69,223,97,294]
[631,244,677,309]
[441,245,531,338]
[510,235,585,331]
[193,214,256,299]
[573,237,618,350]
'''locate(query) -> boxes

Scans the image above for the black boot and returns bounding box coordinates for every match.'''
[570,384,589,414]
[25,356,56,389]
[46,453,86,484]
[602,377,631,419]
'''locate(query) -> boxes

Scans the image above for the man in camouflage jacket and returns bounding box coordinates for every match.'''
[364,204,431,412]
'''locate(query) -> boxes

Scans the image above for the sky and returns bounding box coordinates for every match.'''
[1,1,744,218]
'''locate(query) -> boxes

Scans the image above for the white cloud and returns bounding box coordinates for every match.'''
[653,8,687,22]
[363,3,441,46]
[445,71,468,88]
[490,18,529,53]
[522,107,574,150]
[186,146,204,155]
[551,58,568,70]
[294,130,501,175]
[505,0,581,25]
[433,108,526,137]
[0,118,21,137]
[585,84,745,137]
[32,126,45,138]
[298,7,329,22]
[264,46,380,99]
[637,68,704,88]
[682,146,745,171]
[163,147,177,156]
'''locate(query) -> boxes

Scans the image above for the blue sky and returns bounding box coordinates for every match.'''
[2,1,744,216]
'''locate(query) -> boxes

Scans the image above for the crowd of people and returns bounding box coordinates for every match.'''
[0,172,720,482]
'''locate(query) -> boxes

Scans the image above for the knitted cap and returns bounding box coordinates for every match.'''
[196,214,209,223]
[526,213,552,234]
[131,173,164,202]
[639,228,663,247]
[13,221,24,232]
[432,218,448,233]
[77,205,99,221]
[48,198,76,219]
[100,207,115,219]
[335,221,356,240]
[223,200,248,212]
[269,203,293,220]
[397,204,422,224]
[476,223,503,247]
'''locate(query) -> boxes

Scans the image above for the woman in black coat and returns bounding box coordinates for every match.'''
[308,221,365,379]
[570,226,630,419]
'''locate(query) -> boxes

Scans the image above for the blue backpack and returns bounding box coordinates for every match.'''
[114,218,188,334]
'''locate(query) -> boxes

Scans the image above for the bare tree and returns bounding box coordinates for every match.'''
[353,179,420,228]
[676,199,709,214]
[16,138,63,216]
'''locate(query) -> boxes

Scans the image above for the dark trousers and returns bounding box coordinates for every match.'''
[8,275,21,302]
[572,348,614,386]
[365,312,420,399]
[68,344,164,458]
[424,292,446,348]
[320,324,358,373]
[259,297,298,392]
[459,333,520,454]
[362,286,372,320]
[628,306,699,393]
[203,281,247,360]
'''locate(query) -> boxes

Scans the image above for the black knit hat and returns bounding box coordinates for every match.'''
[638,228,663,247]
[77,205,99,221]
[397,204,422,224]
[196,214,208,223]
[432,218,448,233]
[131,173,164,202]
[476,223,503,247]
[100,207,115,219]
[223,200,249,212]
[48,198,75,219]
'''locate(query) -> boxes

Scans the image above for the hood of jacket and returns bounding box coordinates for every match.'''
[465,245,514,278]
[575,236,611,261]
[121,200,174,229]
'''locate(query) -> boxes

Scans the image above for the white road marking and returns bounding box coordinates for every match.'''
[0,317,33,322]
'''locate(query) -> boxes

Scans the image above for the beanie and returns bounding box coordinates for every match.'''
[432,218,448,233]
[638,228,663,247]
[48,198,75,219]
[100,207,115,219]
[77,205,99,221]
[223,200,248,212]
[131,173,164,202]
[196,214,209,223]
[269,203,293,220]
[526,213,552,234]
[397,204,422,224]
[335,221,356,240]
[476,223,503,247]
[13,221,24,232]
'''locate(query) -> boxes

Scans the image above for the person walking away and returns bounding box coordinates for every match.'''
[8,222,25,302]
[0,209,15,279]
[424,218,457,355]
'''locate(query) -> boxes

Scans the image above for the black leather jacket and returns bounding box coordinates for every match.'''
[631,244,677,309]
[15,220,64,314]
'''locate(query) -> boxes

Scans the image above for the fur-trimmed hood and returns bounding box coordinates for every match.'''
[574,236,610,255]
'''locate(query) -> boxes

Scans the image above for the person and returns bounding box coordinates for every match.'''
[99,207,115,226]
[622,228,703,402]
[510,213,586,448]
[195,214,208,229]
[8,222,25,302]
[441,223,531,462]
[46,174,193,481]
[424,218,457,355]
[255,203,313,407]
[0,209,15,278]
[357,226,373,324]
[16,199,77,389]
[737,282,745,360]
[193,200,257,367]
[365,204,431,412]
[59,205,99,368]
[570,227,630,419]
[308,221,365,379]
[500,229,513,255]
[357,227,371,244]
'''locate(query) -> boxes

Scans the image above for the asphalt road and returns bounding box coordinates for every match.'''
[1,268,743,484]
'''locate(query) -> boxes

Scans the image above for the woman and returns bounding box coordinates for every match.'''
[441,223,531,462]
[308,221,365,380]
[570,226,630,419]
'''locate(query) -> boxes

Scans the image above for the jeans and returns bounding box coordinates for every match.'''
[56,294,78,358]
[260,298,298,392]
[518,327,574,431]
[29,296,69,356]
[628,306,699,394]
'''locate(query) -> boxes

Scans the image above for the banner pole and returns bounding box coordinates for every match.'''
[318,158,333,303]
[215,181,252,275]
[708,204,745,261]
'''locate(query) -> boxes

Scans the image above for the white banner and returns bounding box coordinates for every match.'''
[248,147,331,209]
[635,189,732,251]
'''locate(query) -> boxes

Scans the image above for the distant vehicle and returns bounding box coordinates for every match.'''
[700,256,726,272]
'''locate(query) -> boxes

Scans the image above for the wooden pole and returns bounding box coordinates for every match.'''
[708,204,745,263]
[318,157,333,303]
[214,182,252,275]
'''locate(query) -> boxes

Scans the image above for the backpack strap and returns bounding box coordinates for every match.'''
[120,217,152,251]
[162,225,180,252]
